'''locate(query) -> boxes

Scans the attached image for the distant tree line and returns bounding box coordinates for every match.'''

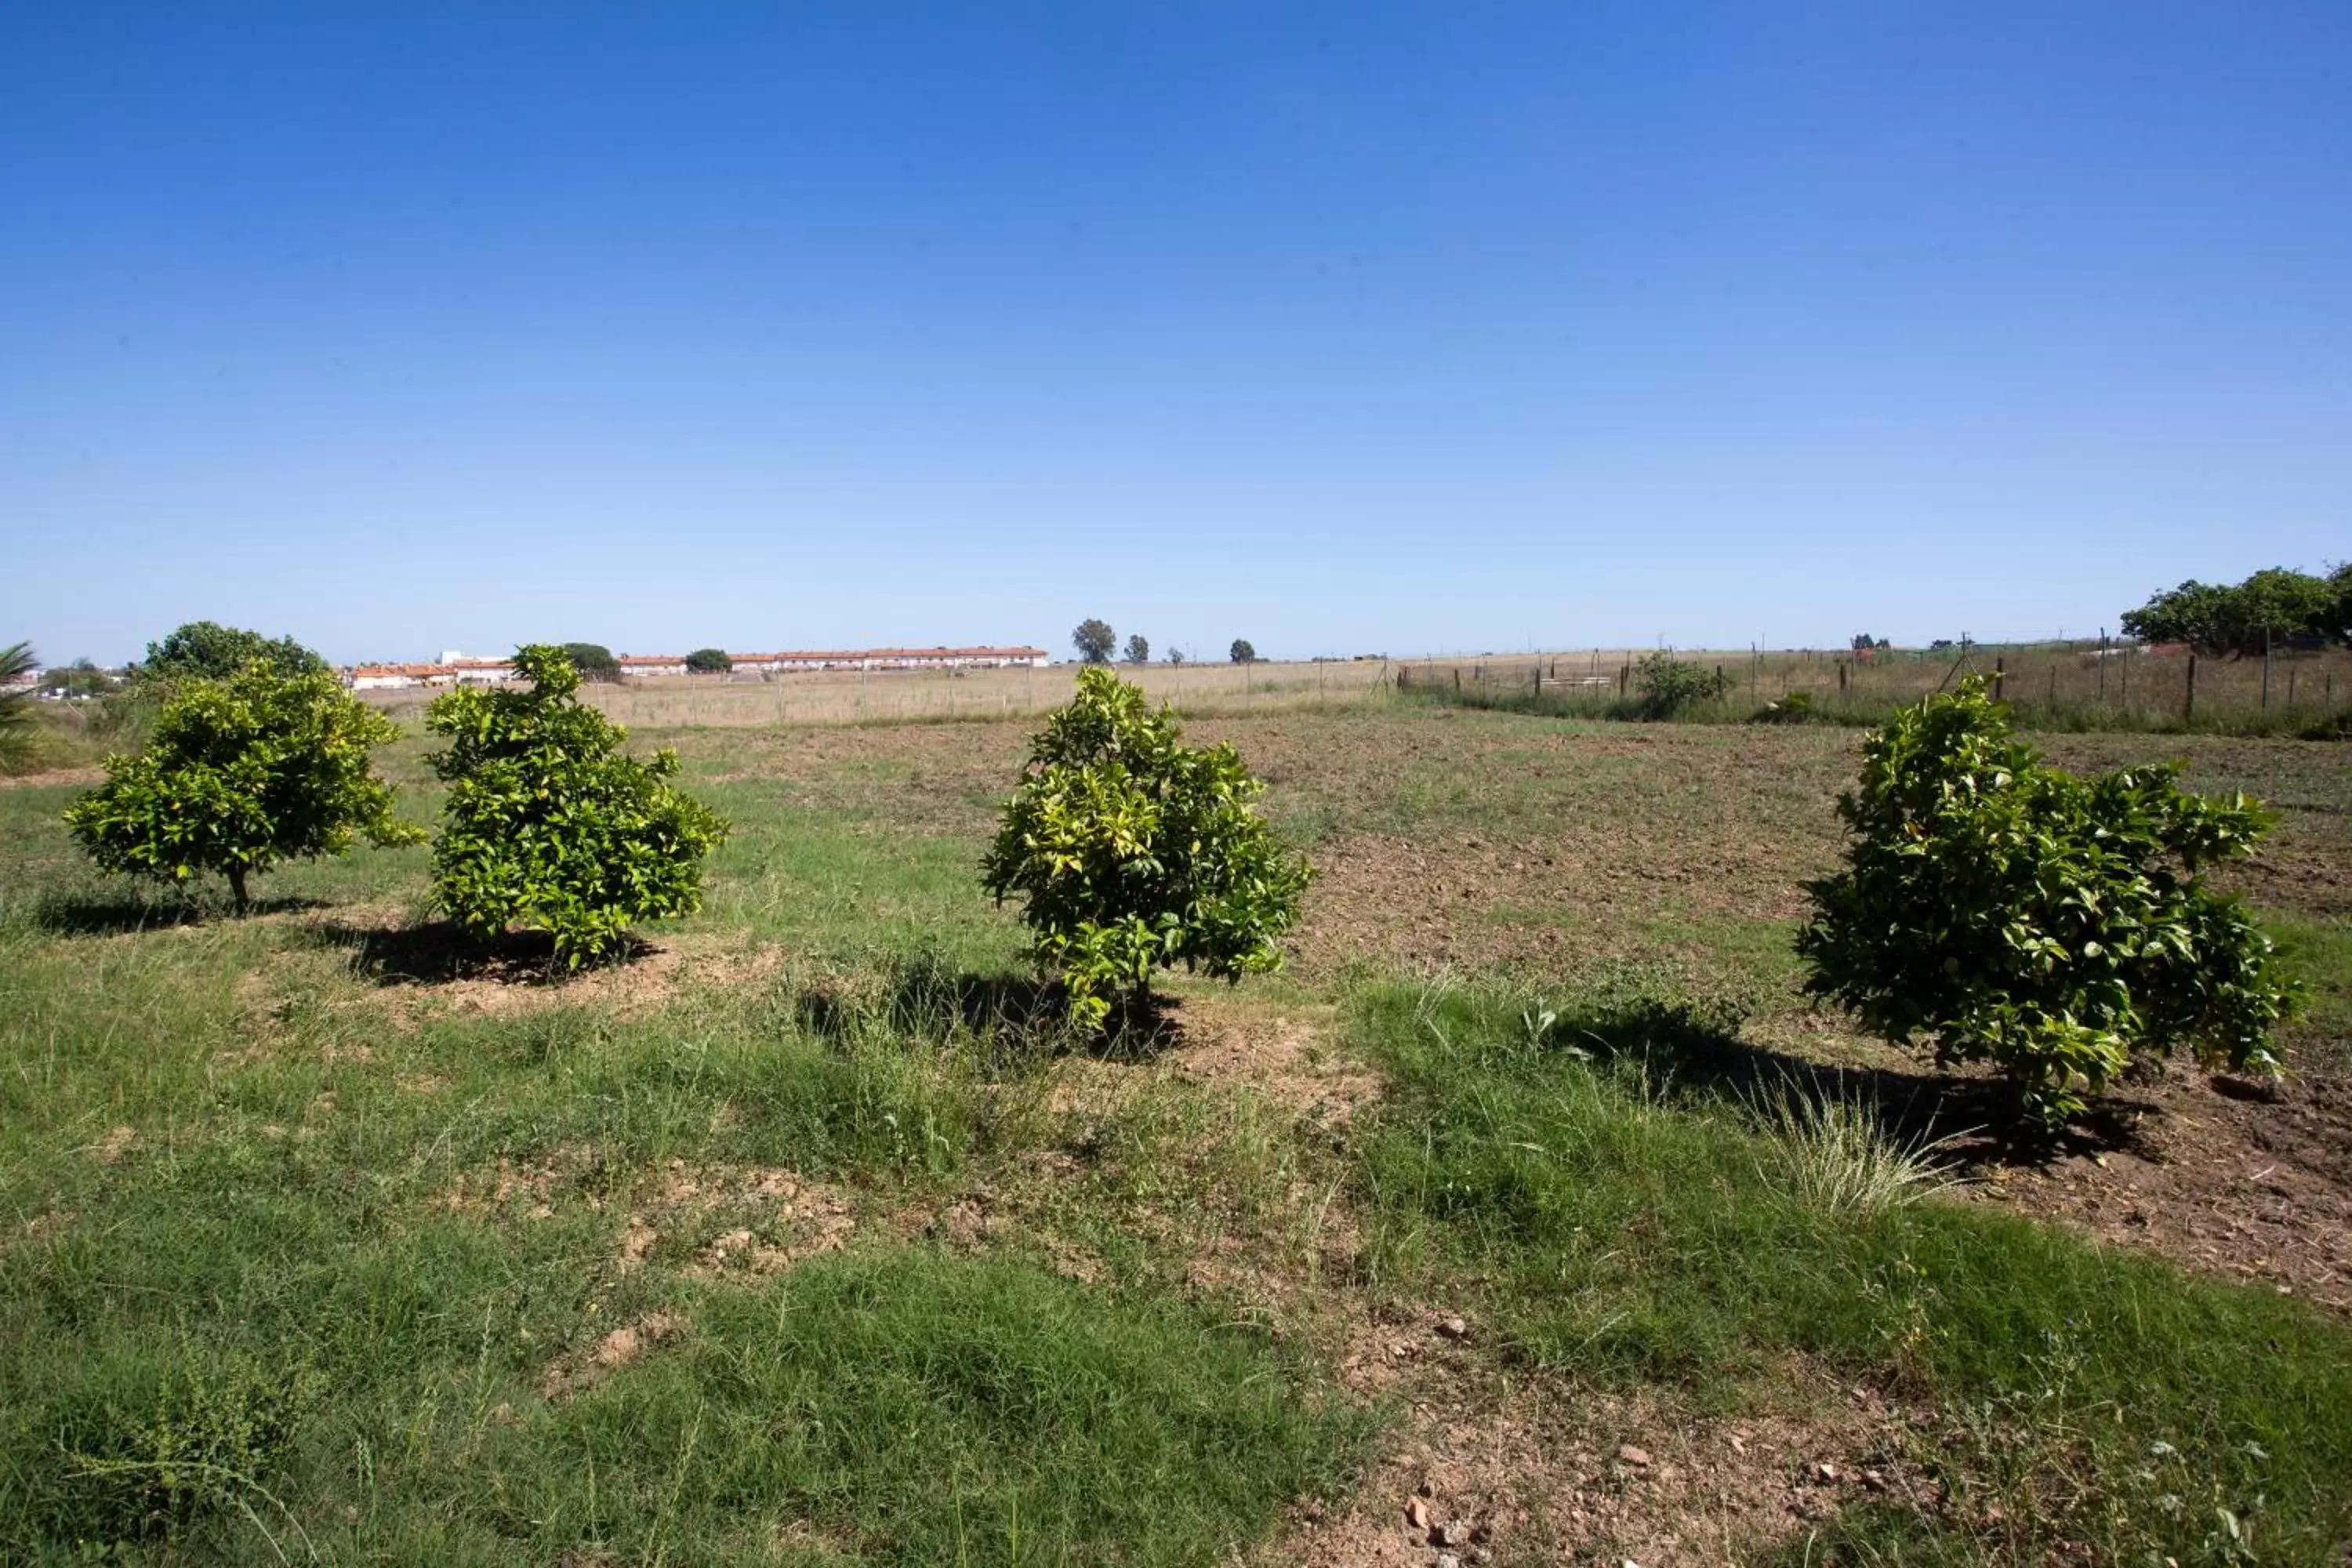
[2122,564,2350,657]
[1072,620,1260,667]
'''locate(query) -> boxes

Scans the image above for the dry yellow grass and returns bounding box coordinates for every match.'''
[361,657,1399,727]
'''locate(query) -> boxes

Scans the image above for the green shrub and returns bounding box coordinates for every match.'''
[684,646,732,673]
[981,667,1310,1029]
[425,644,729,966]
[1632,651,1733,717]
[64,661,422,913]
[1797,677,2292,1123]
[1751,690,1818,724]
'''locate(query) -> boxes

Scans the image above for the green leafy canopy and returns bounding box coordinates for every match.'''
[981,667,1311,1029]
[1797,677,2293,1123]
[64,659,422,911]
[425,644,729,966]
[2120,564,2347,656]
[1072,619,1116,666]
[139,620,328,682]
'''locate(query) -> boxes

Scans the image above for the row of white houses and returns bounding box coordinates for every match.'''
[348,646,1051,690]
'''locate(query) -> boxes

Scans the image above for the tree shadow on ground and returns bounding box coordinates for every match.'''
[795,954,1184,1068]
[1542,1000,2160,1170]
[309,919,657,988]
[26,890,328,936]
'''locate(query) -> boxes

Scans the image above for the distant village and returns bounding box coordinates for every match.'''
[346,645,1053,690]
[1,645,1054,698]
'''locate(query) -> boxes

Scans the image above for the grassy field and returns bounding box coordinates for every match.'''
[3,702,2348,1564]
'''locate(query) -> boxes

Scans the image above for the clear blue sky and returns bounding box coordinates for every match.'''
[5,3,2348,666]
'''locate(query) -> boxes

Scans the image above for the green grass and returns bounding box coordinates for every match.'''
[1352,977,2352,1563]
[7,705,2350,1564]
[2266,912,2352,1069]
[0,919,1359,1564]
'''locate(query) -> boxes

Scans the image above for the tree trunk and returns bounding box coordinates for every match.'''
[227,866,250,916]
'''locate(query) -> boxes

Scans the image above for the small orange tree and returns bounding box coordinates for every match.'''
[66,659,421,912]
[1798,677,2292,1123]
[426,644,729,965]
[982,668,1309,1029]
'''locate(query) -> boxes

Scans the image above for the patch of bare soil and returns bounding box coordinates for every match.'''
[1292,827,1813,982]
[1163,996,1383,1128]
[539,1310,683,1400]
[1286,1328,1940,1566]
[307,915,788,1022]
[615,1162,856,1279]
[1959,1057,2352,1313]
[0,766,103,790]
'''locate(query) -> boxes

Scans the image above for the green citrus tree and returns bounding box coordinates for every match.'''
[426,644,729,966]
[981,667,1310,1029]
[64,661,423,913]
[1797,677,2292,1123]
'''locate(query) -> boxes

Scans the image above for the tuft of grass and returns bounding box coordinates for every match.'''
[1351,977,2352,1563]
[1753,1082,1969,1220]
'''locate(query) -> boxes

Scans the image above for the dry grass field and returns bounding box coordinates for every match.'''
[356,658,1398,729]
[5,697,2350,1564]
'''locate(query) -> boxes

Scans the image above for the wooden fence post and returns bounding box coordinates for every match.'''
[1993,656,2005,703]
[2185,652,2198,722]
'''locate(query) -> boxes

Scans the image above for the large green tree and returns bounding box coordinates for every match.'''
[65,660,423,913]
[684,648,733,674]
[1072,619,1116,665]
[426,644,729,966]
[560,643,622,682]
[140,621,328,681]
[2121,567,2339,656]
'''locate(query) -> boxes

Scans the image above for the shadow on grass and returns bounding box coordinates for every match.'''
[1537,998,2158,1168]
[796,953,1185,1066]
[26,890,328,936]
[309,919,656,988]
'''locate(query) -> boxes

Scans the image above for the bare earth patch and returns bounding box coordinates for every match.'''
[614,1162,856,1279]
[1960,1057,2352,1313]
[1284,1338,1941,1566]
[540,1311,684,1400]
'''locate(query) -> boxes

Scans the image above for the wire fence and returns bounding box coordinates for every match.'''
[1396,638,2352,735]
